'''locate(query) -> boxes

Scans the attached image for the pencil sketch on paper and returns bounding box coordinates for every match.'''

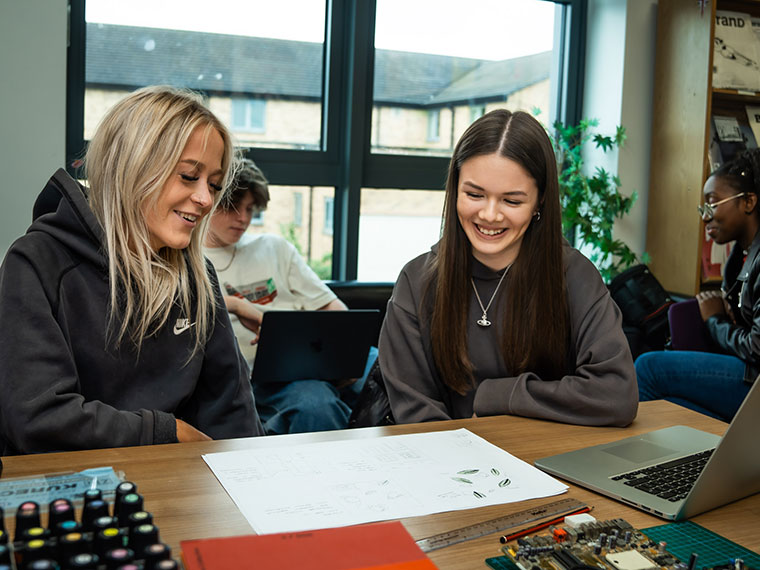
[202,428,567,534]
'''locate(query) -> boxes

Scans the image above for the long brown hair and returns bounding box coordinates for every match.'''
[429,109,569,394]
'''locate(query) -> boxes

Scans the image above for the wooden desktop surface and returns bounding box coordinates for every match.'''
[2,401,758,568]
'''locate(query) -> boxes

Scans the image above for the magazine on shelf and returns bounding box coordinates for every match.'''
[746,105,760,146]
[713,115,743,142]
[708,120,723,173]
[713,11,760,92]
[711,115,756,168]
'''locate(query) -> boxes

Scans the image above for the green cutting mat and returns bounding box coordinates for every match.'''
[642,521,760,569]
[485,556,520,570]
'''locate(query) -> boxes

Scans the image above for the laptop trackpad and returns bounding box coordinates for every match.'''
[603,441,677,463]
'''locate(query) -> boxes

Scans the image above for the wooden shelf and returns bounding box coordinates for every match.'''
[713,88,760,104]
[647,0,760,296]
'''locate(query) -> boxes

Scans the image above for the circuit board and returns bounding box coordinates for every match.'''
[486,518,758,570]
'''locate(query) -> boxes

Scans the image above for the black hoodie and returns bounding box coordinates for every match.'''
[0,169,263,455]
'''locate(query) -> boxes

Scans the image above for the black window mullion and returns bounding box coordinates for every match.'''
[66,0,86,176]
[331,0,376,281]
[364,154,450,190]
[557,0,586,127]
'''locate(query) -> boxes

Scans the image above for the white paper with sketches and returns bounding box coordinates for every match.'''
[202,428,568,534]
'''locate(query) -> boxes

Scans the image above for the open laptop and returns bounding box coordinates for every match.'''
[535,375,760,520]
[250,310,381,385]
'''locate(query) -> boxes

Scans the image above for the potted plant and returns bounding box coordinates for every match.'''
[549,117,648,282]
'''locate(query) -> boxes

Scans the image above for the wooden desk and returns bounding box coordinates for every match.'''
[2,401,758,568]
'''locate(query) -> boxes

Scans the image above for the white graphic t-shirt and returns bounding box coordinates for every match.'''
[204,233,336,366]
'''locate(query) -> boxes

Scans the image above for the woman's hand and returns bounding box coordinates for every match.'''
[696,290,727,321]
[223,295,262,344]
[176,419,212,442]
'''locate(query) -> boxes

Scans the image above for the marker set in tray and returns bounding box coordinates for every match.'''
[0,481,179,570]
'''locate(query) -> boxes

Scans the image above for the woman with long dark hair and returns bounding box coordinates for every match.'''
[636,150,760,422]
[378,109,637,425]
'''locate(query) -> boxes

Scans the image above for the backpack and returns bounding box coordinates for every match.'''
[608,264,674,357]
[347,360,395,428]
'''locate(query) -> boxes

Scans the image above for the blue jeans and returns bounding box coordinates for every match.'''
[635,350,750,422]
[253,347,378,435]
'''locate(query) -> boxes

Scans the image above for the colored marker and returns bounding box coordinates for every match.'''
[143,542,172,569]
[115,493,144,526]
[14,501,41,542]
[104,547,135,570]
[126,511,153,529]
[48,497,75,528]
[54,519,82,537]
[68,552,100,569]
[81,499,110,531]
[129,523,159,555]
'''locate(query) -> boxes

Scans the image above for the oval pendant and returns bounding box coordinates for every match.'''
[477,317,491,327]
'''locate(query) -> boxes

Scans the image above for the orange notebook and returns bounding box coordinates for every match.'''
[180,521,438,570]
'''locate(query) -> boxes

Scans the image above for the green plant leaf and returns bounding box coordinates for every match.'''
[548,117,642,282]
[593,134,614,152]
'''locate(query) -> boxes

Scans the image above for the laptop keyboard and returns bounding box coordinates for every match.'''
[609,449,714,502]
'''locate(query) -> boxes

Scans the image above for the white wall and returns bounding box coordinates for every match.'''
[583,0,657,258]
[0,0,67,256]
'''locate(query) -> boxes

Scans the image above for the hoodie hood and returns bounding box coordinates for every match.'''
[28,168,107,270]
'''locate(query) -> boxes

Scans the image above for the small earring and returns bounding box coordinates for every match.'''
[533,211,541,222]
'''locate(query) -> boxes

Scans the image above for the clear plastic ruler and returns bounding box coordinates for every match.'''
[415,496,588,552]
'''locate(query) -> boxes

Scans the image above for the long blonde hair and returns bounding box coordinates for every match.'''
[85,85,237,354]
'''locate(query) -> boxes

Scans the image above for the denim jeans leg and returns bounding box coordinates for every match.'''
[253,379,351,435]
[634,350,750,422]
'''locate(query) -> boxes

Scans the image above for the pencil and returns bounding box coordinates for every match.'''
[499,506,591,544]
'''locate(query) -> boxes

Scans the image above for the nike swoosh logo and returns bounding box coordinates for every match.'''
[173,320,196,335]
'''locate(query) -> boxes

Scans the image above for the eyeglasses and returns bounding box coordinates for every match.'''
[697,192,746,219]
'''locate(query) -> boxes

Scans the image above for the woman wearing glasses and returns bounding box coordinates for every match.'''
[636,149,760,422]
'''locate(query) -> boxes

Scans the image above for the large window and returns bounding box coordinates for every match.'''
[371,0,558,157]
[69,0,586,281]
[82,0,325,149]
[247,185,335,280]
[358,189,445,281]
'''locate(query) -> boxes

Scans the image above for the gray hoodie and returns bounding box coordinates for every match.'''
[0,169,263,455]
[378,244,638,426]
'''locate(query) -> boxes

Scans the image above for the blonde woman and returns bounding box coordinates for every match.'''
[0,86,263,454]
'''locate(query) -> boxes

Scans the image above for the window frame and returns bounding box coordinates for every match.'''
[67,0,586,280]
[230,97,267,133]
[426,109,441,143]
[323,196,334,236]
[250,208,264,226]
[293,192,303,227]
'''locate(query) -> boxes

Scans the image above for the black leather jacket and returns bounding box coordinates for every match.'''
[705,230,760,384]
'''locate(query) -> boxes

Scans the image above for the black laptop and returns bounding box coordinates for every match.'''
[250,310,381,385]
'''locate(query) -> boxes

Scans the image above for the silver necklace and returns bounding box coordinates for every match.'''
[216,245,237,272]
[471,264,511,327]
